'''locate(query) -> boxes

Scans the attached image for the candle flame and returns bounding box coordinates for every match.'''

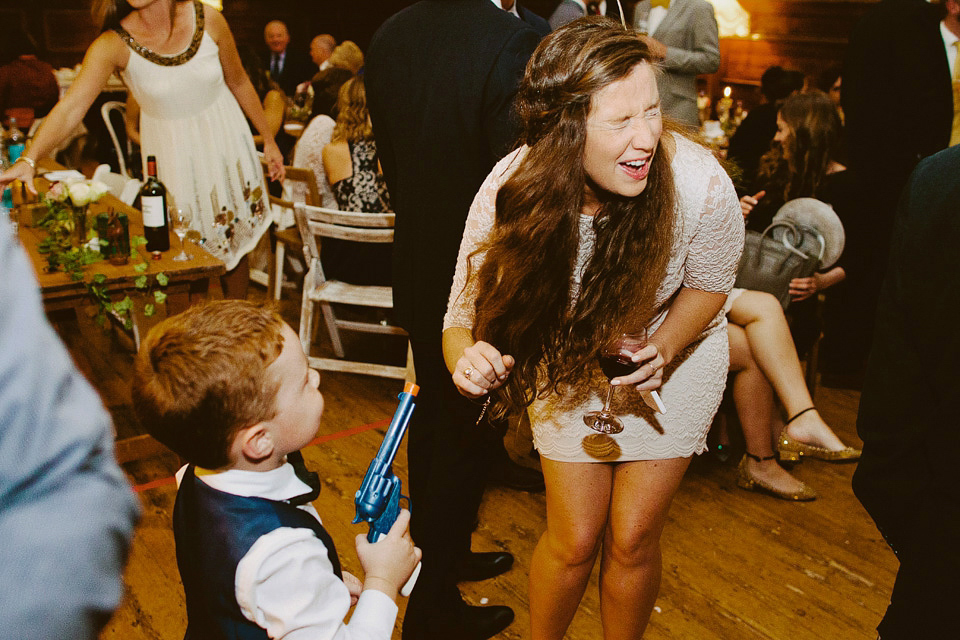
[723,86,732,98]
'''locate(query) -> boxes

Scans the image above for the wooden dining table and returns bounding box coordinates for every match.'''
[13,160,226,464]
[16,159,225,317]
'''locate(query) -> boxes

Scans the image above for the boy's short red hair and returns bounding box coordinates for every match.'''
[132,300,286,469]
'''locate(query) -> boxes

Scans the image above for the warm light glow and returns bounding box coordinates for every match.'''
[200,0,222,10]
[723,86,732,98]
[706,0,750,38]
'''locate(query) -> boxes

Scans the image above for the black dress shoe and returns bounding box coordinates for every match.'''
[402,602,515,640]
[456,551,514,582]
[462,603,514,639]
[488,456,545,492]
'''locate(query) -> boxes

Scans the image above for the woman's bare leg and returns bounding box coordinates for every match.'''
[530,459,613,640]
[599,457,690,640]
[728,291,847,450]
[729,324,810,494]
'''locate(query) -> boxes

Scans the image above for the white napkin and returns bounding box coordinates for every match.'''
[42,170,86,182]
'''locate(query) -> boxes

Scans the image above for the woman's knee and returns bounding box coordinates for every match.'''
[542,523,604,567]
[733,290,783,325]
[605,522,662,567]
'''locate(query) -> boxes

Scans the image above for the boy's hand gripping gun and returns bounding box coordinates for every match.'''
[353,381,421,596]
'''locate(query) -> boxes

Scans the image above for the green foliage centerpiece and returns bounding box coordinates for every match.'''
[37,178,168,331]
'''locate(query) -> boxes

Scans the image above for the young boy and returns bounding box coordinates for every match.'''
[132,300,420,639]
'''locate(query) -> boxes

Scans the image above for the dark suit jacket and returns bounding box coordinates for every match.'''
[853,144,960,636]
[843,0,951,188]
[518,3,551,37]
[831,0,952,374]
[366,0,541,341]
[263,47,312,96]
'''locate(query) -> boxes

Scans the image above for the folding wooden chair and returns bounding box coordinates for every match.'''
[294,202,413,380]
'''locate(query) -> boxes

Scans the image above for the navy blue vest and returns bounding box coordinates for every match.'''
[173,465,342,640]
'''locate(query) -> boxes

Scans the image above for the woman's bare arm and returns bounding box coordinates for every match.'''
[0,33,126,190]
[206,6,284,180]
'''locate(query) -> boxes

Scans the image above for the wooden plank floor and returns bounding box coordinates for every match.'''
[53,294,895,640]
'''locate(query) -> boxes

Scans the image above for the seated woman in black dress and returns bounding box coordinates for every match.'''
[320,76,392,285]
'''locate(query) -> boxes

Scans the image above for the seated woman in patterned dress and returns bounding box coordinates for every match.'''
[319,76,392,286]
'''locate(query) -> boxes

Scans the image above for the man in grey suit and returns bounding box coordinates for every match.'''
[632,0,719,127]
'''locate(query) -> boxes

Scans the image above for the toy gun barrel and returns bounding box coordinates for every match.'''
[374,382,417,474]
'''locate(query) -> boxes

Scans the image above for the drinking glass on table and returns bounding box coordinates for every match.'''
[583,330,649,434]
[170,204,193,261]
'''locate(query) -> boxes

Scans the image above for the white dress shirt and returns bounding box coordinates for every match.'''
[941,21,959,79]
[489,0,520,19]
[176,463,398,640]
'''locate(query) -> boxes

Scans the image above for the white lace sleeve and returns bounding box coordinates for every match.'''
[290,115,336,209]
[677,139,744,293]
[443,148,526,331]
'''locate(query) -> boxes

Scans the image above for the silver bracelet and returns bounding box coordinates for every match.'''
[15,156,36,170]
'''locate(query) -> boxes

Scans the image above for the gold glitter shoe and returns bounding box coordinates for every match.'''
[736,453,817,501]
[777,407,862,462]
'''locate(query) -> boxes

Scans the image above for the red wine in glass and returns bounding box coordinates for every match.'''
[598,354,640,381]
[584,331,648,434]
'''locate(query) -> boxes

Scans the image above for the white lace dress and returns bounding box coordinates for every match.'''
[289,114,336,210]
[444,134,744,462]
[117,0,271,270]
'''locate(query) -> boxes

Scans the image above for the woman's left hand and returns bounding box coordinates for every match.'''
[611,342,665,392]
[263,140,285,181]
[789,274,820,301]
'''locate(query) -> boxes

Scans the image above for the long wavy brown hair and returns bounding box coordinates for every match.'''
[331,76,373,143]
[471,17,677,418]
[756,90,842,201]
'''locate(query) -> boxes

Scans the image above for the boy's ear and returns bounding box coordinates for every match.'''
[237,422,275,463]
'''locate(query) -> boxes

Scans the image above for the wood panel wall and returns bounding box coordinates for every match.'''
[2,0,879,110]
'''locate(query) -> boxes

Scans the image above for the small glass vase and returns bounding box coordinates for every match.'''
[72,206,88,247]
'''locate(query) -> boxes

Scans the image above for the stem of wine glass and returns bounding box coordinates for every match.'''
[600,384,615,417]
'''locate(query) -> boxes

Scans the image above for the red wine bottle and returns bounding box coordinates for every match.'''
[141,155,169,252]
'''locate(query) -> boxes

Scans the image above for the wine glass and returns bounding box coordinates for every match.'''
[170,205,193,261]
[583,330,648,434]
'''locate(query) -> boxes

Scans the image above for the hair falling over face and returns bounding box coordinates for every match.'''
[471,17,678,419]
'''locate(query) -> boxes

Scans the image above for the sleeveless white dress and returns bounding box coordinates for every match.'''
[444,134,745,462]
[117,0,271,270]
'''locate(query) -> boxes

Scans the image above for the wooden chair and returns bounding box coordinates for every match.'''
[260,159,322,300]
[92,164,140,206]
[294,202,413,380]
[100,101,133,177]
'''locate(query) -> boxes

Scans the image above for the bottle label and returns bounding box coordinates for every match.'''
[142,195,165,228]
[7,143,24,163]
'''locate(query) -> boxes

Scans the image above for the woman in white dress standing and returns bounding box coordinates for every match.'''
[443,18,743,639]
[0,0,284,299]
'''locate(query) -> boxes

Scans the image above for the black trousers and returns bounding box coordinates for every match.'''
[853,441,960,639]
[403,337,499,620]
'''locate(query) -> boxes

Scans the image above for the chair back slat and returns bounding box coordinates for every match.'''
[100,101,131,177]
[261,160,322,207]
[311,221,394,243]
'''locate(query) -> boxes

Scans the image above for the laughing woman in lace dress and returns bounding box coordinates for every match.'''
[442,18,743,639]
[0,0,284,299]
[320,76,392,285]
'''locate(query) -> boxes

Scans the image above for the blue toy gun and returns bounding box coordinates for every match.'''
[353,381,421,595]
